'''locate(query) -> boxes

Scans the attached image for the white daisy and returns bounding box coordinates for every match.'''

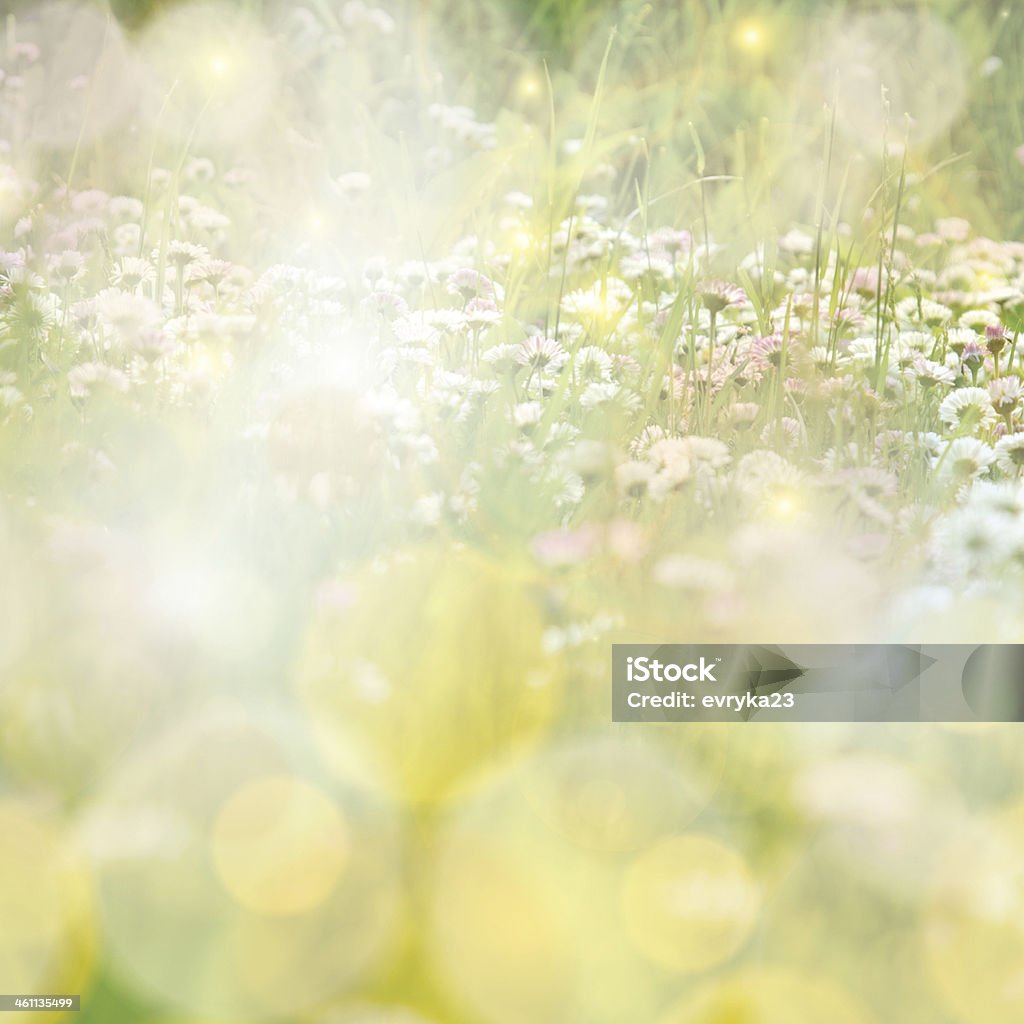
[938,387,997,432]
[934,437,996,482]
[516,334,567,372]
[995,433,1024,475]
[910,354,956,388]
[989,377,1023,418]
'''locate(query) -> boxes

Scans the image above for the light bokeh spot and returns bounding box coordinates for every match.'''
[622,834,759,972]
[212,775,349,916]
[926,804,1024,1024]
[820,10,967,150]
[0,802,96,1011]
[1,1,141,146]
[135,1,280,144]
[659,968,873,1024]
[83,705,400,1019]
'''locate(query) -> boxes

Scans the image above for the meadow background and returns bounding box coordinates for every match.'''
[2,0,1024,1022]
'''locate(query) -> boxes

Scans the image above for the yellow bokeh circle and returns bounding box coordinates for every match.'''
[431,832,578,1024]
[212,776,349,916]
[297,546,558,804]
[0,801,96,1023]
[83,704,400,1019]
[427,736,728,1024]
[622,834,759,972]
[925,803,1024,1024]
[659,968,873,1024]
[523,734,718,856]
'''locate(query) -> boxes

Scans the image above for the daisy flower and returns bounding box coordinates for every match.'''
[988,377,1023,419]
[750,332,785,369]
[938,387,997,433]
[516,334,567,372]
[574,345,614,382]
[910,354,955,388]
[615,460,652,498]
[675,436,732,470]
[447,268,502,303]
[698,279,747,315]
[629,424,668,458]
[934,437,996,482]
[994,433,1024,475]
[959,309,1002,332]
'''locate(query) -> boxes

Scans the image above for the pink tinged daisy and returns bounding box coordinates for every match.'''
[69,188,109,215]
[12,41,41,64]
[911,354,955,388]
[515,334,567,371]
[938,387,997,432]
[849,267,882,296]
[661,365,687,400]
[611,353,641,378]
[361,290,409,321]
[831,307,865,332]
[132,328,180,363]
[648,227,692,257]
[67,362,130,399]
[985,323,1009,357]
[947,329,978,359]
[447,267,502,302]
[464,297,502,327]
[960,340,985,377]
[698,279,746,315]
[750,332,784,369]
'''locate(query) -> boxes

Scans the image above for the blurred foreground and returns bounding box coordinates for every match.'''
[2,1,1024,1022]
